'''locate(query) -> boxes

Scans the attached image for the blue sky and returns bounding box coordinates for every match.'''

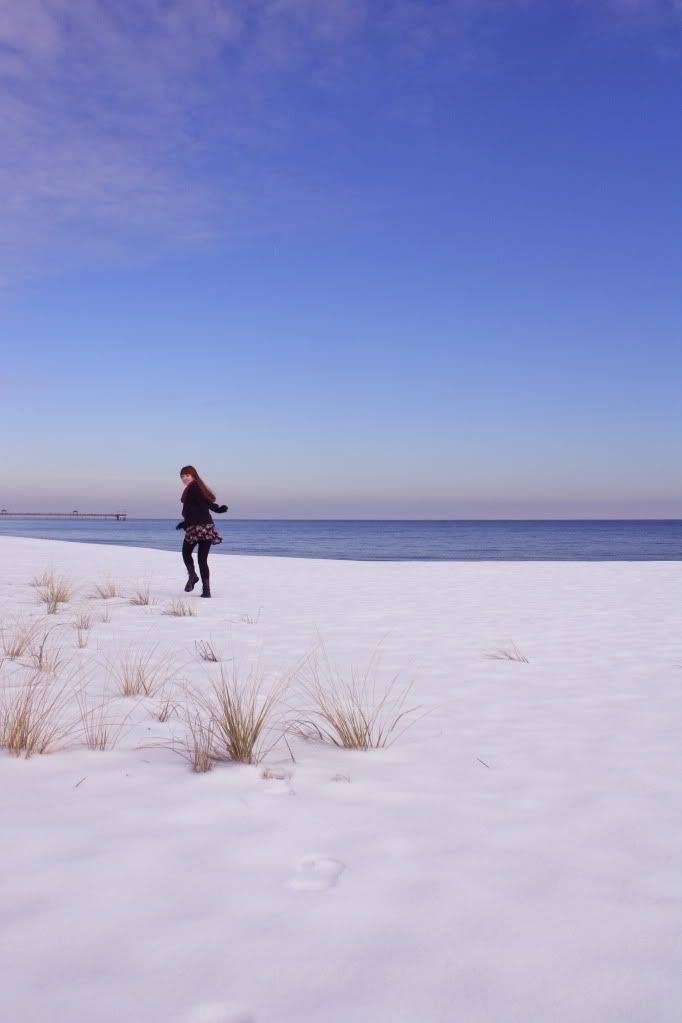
[1,0,680,518]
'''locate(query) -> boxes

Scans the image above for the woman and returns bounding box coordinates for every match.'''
[176,465,228,598]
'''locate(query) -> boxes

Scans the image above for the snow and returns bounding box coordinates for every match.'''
[1,535,681,1023]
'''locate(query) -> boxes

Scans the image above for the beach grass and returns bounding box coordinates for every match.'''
[179,708,215,773]
[170,667,286,768]
[2,620,38,660]
[30,569,52,588]
[0,670,73,757]
[163,600,197,618]
[29,630,65,674]
[73,612,93,649]
[109,647,174,698]
[294,648,419,751]
[195,639,220,662]
[156,688,179,723]
[37,574,74,614]
[206,667,284,764]
[486,642,529,663]
[76,691,131,751]
[93,579,122,599]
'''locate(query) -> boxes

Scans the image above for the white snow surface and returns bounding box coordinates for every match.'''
[1,536,680,1023]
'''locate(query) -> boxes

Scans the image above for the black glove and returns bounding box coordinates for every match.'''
[216,504,228,514]
[176,520,187,530]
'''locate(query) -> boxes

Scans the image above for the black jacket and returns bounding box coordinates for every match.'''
[180,482,227,527]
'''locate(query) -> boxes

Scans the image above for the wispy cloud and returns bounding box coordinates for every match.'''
[0,0,256,279]
[582,0,682,65]
[0,0,679,284]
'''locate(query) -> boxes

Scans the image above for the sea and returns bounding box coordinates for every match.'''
[0,518,680,561]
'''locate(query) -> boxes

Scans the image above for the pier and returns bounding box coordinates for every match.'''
[0,511,127,520]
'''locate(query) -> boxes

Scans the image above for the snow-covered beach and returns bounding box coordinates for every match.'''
[1,535,680,1023]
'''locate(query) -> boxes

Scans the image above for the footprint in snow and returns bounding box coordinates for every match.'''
[186,1003,254,1023]
[287,854,346,892]
[260,768,294,796]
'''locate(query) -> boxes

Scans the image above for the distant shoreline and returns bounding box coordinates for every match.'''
[1,521,680,562]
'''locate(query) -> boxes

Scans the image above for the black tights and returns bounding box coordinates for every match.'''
[182,539,211,582]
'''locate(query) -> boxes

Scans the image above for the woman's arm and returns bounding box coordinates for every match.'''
[209,501,228,513]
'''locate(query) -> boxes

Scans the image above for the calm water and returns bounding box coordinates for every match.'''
[0,518,680,561]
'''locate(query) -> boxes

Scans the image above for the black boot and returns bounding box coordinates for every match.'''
[184,572,199,593]
[200,579,211,598]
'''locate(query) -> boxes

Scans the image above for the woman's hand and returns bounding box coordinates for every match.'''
[176,520,187,530]
[216,504,228,514]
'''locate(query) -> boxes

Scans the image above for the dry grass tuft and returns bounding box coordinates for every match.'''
[73,613,92,649]
[157,689,178,723]
[100,606,112,624]
[93,579,122,599]
[76,691,132,751]
[29,631,64,674]
[205,667,285,764]
[180,708,215,773]
[195,640,220,662]
[239,609,262,625]
[30,569,52,588]
[168,667,286,769]
[0,670,73,757]
[130,587,154,606]
[163,600,197,618]
[486,643,529,663]
[78,698,113,750]
[109,647,174,698]
[2,620,38,660]
[38,575,73,614]
[294,648,419,751]
[260,766,290,781]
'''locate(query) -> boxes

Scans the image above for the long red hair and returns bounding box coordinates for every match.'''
[180,465,216,502]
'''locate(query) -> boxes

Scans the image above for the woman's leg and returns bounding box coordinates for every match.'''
[197,540,212,597]
[182,540,199,590]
